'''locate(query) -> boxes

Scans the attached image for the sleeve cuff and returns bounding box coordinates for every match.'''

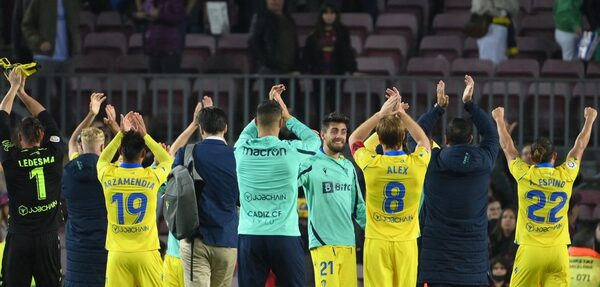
[433,105,446,115]
[350,141,364,155]
[464,101,477,111]
[285,116,299,128]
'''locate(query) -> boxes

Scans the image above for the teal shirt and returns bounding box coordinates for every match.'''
[298,150,366,249]
[158,184,181,258]
[234,117,321,236]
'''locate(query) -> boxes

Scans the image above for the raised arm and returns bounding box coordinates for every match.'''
[388,87,430,150]
[169,100,205,157]
[17,77,45,117]
[406,81,447,151]
[349,93,399,145]
[351,168,366,229]
[462,75,499,159]
[131,113,173,181]
[492,107,519,161]
[68,93,106,157]
[567,107,597,160]
[0,69,21,114]
[103,104,120,135]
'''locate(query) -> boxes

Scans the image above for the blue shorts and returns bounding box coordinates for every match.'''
[238,235,305,287]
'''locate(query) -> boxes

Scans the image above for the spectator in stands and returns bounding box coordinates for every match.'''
[569,192,583,238]
[302,2,357,112]
[554,0,582,61]
[569,225,600,286]
[22,0,80,104]
[489,207,518,262]
[302,3,356,76]
[411,76,500,286]
[134,0,186,73]
[471,0,519,64]
[596,221,600,254]
[490,257,511,287]
[11,0,33,63]
[487,197,501,233]
[172,96,239,287]
[248,0,300,74]
[582,0,600,61]
[62,93,109,287]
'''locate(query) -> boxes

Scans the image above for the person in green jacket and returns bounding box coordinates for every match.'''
[298,112,366,287]
[554,0,582,60]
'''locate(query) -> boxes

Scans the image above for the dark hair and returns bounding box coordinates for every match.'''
[312,2,342,39]
[120,131,145,162]
[489,256,510,271]
[490,206,517,242]
[256,100,282,127]
[197,107,228,134]
[571,226,595,248]
[488,196,500,204]
[18,117,44,145]
[445,118,472,145]
[569,192,582,214]
[531,137,554,163]
[321,112,349,130]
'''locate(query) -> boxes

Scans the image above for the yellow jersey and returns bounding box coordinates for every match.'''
[509,157,579,246]
[97,132,172,252]
[351,133,430,241]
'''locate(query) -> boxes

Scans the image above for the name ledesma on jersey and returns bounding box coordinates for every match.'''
[18,156,55,167]
[103,178,155,190]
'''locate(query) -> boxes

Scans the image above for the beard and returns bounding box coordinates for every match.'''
[326,140,345,153]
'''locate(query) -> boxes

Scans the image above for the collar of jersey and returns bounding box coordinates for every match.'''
[535,162,554,168]
[319,147,345,160]
[384,150,406,156]
[120,163,142,168]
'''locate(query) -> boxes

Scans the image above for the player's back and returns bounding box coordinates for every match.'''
[510,158,578,246]
[101,165,161,252]
[235,136,316,236]
[358,146,430,241]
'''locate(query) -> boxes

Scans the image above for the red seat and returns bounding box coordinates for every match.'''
[180,54,204,74]
[83,32,127,58]
[419,35,463,62]
[386,0,430,32]
[340,13,373,41]
[114,55,149,73]
[79,11,96,40]
[95,11,133,34]
[149,79,192,140]
[375,13,419,48]
[541,60,585,79]
[342,78,387,123]
[514,36,553,63]
[184,34,215,60]
[350,35,363,56]
[406,57,450,77]
[432,12,470,36]
[73,54,113,73]
[364,35,408,71]
[463,37,479,58]
[451,58,495,77]
[519,14,555,38]
[480,81,526,122]
[128,33,144,55]
[356,57,397,75]
[587,62,600,78]
[443,0,472,12]
[496,59,540,78]
[524,82,571,144]
[531,0,554,14]
[192,78,237,114]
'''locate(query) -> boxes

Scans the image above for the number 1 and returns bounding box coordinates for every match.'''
[29,167,46,200]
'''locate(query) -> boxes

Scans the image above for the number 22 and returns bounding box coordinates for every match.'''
[526,190,567,223]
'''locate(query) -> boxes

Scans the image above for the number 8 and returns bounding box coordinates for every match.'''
[383,182,406,214]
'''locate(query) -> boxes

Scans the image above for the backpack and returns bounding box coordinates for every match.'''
[163,144,204,240]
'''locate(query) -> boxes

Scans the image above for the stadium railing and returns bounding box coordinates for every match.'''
[0,74,598,156]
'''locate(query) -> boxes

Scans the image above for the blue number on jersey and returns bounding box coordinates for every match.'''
[526,190,568,223]
[111,192,148,225]
[383,181,406,214]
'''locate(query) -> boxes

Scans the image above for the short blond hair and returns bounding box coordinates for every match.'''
[80,127,105,144]
[375,115,406,149]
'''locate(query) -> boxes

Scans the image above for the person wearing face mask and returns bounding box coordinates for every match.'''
[489,257,510,287]
[489,207,518,262]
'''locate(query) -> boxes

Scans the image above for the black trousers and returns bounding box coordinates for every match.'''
[2,231,61,287]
